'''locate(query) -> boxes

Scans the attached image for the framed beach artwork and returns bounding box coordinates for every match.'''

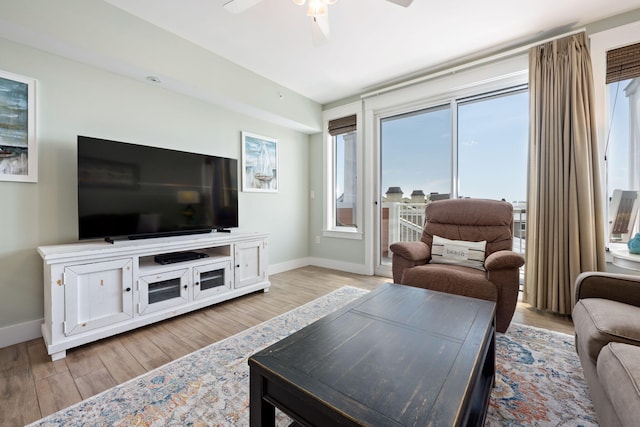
[241,131,278,193]
[0,70,37,183]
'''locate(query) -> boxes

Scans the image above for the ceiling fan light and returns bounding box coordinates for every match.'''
[306,0,327,16]
[326,0,338,4]
[292,0,305,5]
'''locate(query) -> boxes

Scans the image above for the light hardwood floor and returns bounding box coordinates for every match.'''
[0,266,574,426]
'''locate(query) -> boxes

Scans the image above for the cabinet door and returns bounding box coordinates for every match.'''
[138,268,189,315]
[63,258,134,336]
[235,240,266,288]
[193,260,232,300]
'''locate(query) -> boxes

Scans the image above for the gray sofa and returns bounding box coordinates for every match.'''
[572,272,640,427]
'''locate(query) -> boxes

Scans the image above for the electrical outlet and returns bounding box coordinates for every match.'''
[315,235,320,244]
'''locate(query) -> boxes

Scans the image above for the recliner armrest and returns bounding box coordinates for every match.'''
[389,241,430,262]
[575,271,640,307]
[484,250,525,271]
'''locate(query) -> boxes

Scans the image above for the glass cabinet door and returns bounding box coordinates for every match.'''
[193,260,232,300]
[138,268,189,315]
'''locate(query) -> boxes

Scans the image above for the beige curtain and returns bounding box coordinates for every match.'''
[524,32,606,314]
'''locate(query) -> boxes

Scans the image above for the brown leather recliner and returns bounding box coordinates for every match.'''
[390,198,525,333]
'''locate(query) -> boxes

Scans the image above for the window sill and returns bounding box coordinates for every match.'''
[323,229,363,240]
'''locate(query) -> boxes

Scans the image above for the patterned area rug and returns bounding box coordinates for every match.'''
[29,286,597,426]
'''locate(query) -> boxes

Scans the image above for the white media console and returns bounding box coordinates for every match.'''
[38,230,269,361]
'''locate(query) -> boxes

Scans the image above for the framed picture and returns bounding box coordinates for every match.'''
[242,131,278,193]
[0,70,37,183]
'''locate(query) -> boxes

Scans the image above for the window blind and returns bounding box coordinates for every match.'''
[606,42,640,84]
[328,115,356,136]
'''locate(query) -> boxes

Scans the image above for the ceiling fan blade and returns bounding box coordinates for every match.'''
[223,0,264,13]
[386,0,414,6]
[311,14,330,46]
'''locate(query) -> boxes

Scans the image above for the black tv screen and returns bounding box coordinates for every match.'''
[77,136,238,241]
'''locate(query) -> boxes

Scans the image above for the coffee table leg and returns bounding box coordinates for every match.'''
[250,367,275,427]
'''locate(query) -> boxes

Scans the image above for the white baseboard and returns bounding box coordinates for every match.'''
[268,258,313,275]
[307,257,371,275]
[269,257,371,276]
[0,318,43,349]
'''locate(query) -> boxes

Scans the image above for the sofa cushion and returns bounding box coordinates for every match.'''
[573,298,640,364]
[430,235,486,270]
[597,342,640,427]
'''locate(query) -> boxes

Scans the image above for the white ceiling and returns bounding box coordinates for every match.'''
[102,0,640,105]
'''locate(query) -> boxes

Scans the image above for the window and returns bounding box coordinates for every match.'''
[604,42,640,240]
[323,103,362,238]
[591,21,640,245]
[334,130,357,227]
[606,78,633,196]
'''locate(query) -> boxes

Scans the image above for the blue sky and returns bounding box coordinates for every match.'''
[381,90,529,203]
[606,78,632,197]
[381,105,451,197]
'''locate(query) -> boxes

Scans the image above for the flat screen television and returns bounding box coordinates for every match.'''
[77,136,238,242]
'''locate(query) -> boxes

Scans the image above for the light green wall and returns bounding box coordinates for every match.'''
[585,8,640,33]
[0,36,310,329]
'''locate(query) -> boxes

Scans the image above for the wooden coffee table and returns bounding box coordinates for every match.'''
[249,283,496,426]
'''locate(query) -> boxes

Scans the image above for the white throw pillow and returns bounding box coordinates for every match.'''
[430,235,487,271]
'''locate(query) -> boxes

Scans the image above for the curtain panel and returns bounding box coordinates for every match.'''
[524,32,606,314]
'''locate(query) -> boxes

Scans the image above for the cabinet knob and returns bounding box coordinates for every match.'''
[125,287,131,292]
[195,282,200,286]
[184,285,188,290]
[236,264,240,268]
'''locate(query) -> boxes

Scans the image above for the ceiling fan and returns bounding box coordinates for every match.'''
[223,0,414,45]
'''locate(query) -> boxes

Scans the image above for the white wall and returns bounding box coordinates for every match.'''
[0,36,311,346]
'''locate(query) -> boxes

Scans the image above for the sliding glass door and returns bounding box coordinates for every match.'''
[377,86,528,275]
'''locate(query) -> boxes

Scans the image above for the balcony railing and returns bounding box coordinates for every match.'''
[382,202,526,260]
